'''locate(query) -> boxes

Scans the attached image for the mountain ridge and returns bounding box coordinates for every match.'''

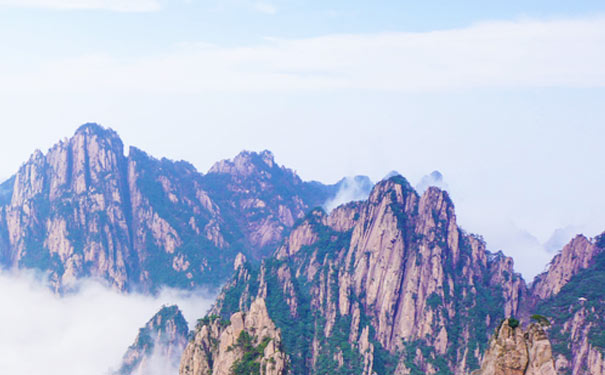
[0,124,351,292]
[178,177,605,375]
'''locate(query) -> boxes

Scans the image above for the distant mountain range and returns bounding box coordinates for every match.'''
[1,124,603,375]
[0,124,371,292]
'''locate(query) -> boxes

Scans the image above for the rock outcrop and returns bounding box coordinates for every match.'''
[118,305,189,375]
[180,298,287,375]
[472,319,557,375]
[0,123,344,292]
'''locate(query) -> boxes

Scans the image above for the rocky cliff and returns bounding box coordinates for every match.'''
[534,234,605,375]
[118,305,189,375]
[532,235,604,301]
[0,123,344,292]
[191,177,530,375]
[180,298,287,375]
[472,318,557,375]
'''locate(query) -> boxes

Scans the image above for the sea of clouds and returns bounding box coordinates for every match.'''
[0,269,215,375]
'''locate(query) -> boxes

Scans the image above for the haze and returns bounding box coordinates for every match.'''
[1,1,605,279]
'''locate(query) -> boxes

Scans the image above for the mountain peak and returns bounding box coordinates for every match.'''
[208,150,293,181]
[72,123,124,152]
[74,122,115,137]
[368,174,415,204]
[118,304,189,375]
[531,233,602,300]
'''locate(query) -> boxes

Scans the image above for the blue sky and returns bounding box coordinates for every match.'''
[2,0,605,56]
[1,1,605,279]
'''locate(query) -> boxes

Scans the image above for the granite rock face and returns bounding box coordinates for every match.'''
[534,234,605,375]
[200,177,530,375]
[180,298,287,375]
[473,320,557,375]
[532,235,603,301]
[186,175,605,375]
[0,124,342,292]
[118,305,189,375]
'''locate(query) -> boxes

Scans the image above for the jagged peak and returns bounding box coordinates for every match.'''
[368,174,416,203]
[154,304,186,321]
[74,122,116,137]
[487,250,507,262]
[420,185,453,205]
[28,149,45,163]
[70,123,124,152]
[119,304,188,375]
[531,232,603,300]
[208,149,297,181]
[234,252,248,270]
[128,304,188,349]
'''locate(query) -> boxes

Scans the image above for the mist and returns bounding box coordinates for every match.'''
[323,176,373,213]
[415,170,449,194]
[0,269,216,375]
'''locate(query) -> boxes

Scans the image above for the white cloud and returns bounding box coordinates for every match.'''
[415,170,449,194]
[323,176,373,213]
[2,16,605,93]
[0,0,161,12]
[464,219,554,280]
[254,2,276,14]
[0,269,214,375]
[543,225,583,253]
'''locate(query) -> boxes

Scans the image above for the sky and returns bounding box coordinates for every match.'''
[1,1,605,280]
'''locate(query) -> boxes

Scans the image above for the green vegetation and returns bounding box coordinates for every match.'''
[230,331,272,375]
[508,318,520,329]
[425,292,442,310]
[259,228,397,375]
[530,314,551,326]
[196,314,230,330]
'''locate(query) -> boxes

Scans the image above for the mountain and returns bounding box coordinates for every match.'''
[183,177,530,375]
[180,175,605,375]
[0,123,349,292]
[118,305,189,375]
[4,123,604,374]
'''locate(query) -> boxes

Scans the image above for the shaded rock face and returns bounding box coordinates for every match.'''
[473,320,556,375]
[534,234,605,375]
[119,305,189,375]
[180,298,287,375]
[0,124,341,292]
[532,235,603,301]
[206,177,530,375]
[204,150,338,259]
